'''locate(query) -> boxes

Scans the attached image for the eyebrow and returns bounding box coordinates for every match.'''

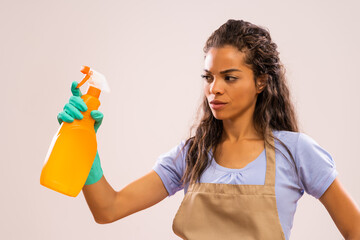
[204,68,242,74]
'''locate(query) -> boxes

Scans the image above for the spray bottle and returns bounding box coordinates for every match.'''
[40,66,110,197]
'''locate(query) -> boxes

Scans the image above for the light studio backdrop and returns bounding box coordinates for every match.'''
[1,0,359,239]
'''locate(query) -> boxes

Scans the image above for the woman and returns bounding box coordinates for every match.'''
[58,19,360,239]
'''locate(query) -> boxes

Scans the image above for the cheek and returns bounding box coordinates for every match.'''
[231,85,257,105]
[203,84,210,95]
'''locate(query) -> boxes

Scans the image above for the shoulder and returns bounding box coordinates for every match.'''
[273,129,300,140]
[272,129,301,149]
[272,130,318,149]
[272,130,331,158]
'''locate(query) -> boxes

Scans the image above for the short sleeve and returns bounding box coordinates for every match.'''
[295,133,338,199]
[152,140,188,197]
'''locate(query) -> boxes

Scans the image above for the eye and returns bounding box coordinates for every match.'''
[201,74,212,82]
[225,76,238,81]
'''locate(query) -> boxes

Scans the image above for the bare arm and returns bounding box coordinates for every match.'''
[82,175,117,224]
[319,177,360,239]
[82,170,169,224]
[110,170,169,222]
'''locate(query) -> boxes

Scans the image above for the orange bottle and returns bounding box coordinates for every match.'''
[40,66,110,197]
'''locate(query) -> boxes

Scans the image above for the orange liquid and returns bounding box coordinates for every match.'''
[40,94,100,197]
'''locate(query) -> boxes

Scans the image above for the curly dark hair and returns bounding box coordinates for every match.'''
[177,19,300,187]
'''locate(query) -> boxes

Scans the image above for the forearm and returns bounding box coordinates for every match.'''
[82,175,116,224]
[345,215,360,240]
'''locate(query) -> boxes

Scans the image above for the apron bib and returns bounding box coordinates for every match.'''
[172,132,285,240]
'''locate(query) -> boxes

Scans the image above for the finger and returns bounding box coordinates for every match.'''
[64,103,83,120]
[69,96,88,112]
[57,111,74,123]
[90,110,104,121]
[57,114,63,125]
[91,111,103,132]
[71,81,82,97]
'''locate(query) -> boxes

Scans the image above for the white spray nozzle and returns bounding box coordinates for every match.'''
[78,66,111,93]
[88,69,110,93]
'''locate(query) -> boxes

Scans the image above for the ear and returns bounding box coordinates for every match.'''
[256,74,268,94]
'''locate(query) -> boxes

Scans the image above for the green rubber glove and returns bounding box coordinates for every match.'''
[57,81,103,134]
[57,81,104,185]
[84,151,103,185]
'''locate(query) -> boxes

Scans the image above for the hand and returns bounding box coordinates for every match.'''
[57,81,104,133]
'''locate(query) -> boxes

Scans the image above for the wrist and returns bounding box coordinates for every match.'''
[84,151,103,185]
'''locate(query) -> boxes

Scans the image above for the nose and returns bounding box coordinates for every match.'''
[209,77,224,95]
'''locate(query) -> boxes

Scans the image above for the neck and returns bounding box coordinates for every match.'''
[221,104,262,143]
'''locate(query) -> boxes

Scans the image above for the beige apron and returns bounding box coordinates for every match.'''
[172,133,286,240]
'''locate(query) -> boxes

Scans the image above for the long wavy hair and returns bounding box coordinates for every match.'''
[177,19,300,187]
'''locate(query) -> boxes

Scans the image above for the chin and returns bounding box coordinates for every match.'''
[211,111,227,120]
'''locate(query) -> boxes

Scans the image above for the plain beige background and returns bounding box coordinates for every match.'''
[1,0,359,239]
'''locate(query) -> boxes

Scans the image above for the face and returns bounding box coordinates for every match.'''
[203,45,265,121]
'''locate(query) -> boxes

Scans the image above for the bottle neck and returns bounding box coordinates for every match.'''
[86,86,101,98]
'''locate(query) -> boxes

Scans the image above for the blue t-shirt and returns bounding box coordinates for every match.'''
[152,130,338,240]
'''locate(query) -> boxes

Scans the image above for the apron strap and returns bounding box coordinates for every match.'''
[264,130,276,187]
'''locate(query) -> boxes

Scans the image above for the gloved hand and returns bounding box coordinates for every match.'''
[57,81,103,134]
[57,81,104,185]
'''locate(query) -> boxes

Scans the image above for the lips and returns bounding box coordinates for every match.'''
[209,99,227,110]
[210,100,226,104]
